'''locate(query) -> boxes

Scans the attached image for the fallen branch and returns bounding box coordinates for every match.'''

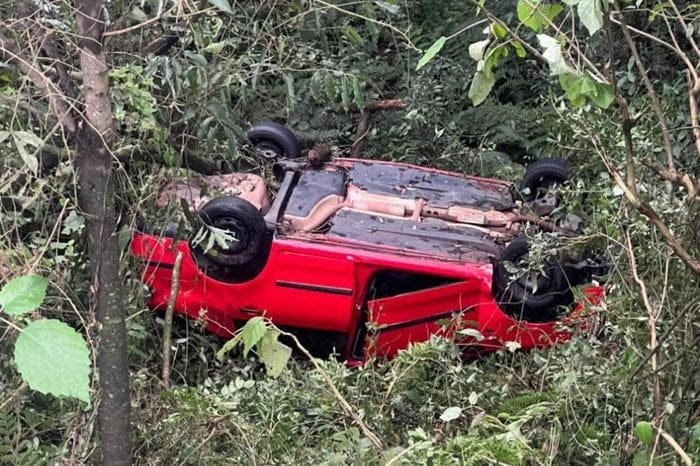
[350,99,406,158]
[161,251,184,389]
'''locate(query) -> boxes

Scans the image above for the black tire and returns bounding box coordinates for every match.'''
[191,196,268,267]
[520,158,570,214]
[246,121,303,163]
[494,236,574,322]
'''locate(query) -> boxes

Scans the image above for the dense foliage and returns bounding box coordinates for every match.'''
[1,0,698,464]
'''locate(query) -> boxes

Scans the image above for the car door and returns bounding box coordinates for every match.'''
[360,271,491,359]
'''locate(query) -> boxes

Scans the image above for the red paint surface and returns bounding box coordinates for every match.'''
[131,231,604,361]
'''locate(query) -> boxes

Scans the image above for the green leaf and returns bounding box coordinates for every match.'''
[207,0,233,14]
[559,73,614,108]
[517,0,564,32]
[343,26,364,46]
[257,329,292,378]
[588,81,613,108]
[577,0,604,36]
[490,23,508,40]
[14,319,91,402]
[0,275,48,316]
[634,421,654,446]
[340,75,352,111]
[202,41,226,54]
[352,76,364,109]
[440,406,462,422]
[468,69,495,106]
[416,36,447,70]
[537,34,576,76]
[468,44,507,106]
[324,74,336,102]
[240,317,267,357]
[511,40,527,58]
[216,332,243,360]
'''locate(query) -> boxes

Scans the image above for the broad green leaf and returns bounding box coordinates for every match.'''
[14,319,91,402]
[517,0,564,32]
[468,68,495,106]
[257,329,292,378]
[468,39,490,61]
[208,0,233,14]
[537,34,576,76]
[416,36,447,70]
[440,406,462,422]
[468,45,506,105]
[577,0,604,36]
[240,317,267,357]
[634,421,653,446]
[559,73,614,108]
[588,81,613,108]
[0,130,10,143]
[0,275,48,316]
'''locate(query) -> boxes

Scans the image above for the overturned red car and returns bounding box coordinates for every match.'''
[131,122,606,363]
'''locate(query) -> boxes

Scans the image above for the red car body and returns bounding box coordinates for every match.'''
[131,158,603,363]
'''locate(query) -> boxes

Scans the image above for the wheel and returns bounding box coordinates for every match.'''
[520,158,570,215]
[493,236,574,322]
[191,196,268,267]
[246,121,303,163]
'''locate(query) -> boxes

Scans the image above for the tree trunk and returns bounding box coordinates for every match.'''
[74,1,131,464]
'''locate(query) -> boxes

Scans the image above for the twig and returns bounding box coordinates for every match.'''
[280,329,384,449]
[161,251,184,389]
[624,231,662,422]
[350,109,371,158]
[657,425,693,466]
[104,7,173,37]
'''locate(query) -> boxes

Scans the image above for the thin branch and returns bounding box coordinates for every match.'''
[608,13,697,81]
[625,231,662,422]
[657,425,693,466]
[104,6,174,37]
[604,13,637,196]
[667,0,700,59]
[161,251,184,389]
[588,129,700,275]
[612,0,676,174]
